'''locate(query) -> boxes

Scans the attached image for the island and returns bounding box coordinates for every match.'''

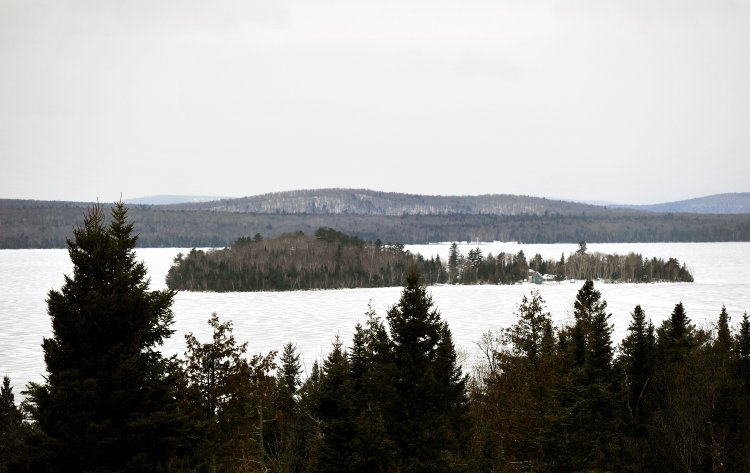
[165,231,693,292]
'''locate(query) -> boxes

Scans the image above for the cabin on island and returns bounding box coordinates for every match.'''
[530,271,544,285]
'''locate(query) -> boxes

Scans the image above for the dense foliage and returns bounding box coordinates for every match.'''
[165,229,446,291]
[469,292,750,472]
[2,204,748,472]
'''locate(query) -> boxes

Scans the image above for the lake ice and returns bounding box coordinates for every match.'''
[1,242,749,394]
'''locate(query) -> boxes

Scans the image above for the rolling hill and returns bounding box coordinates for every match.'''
[163,188,625,217]
[611,193,750,214]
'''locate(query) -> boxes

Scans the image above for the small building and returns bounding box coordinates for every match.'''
[530,272,544,285]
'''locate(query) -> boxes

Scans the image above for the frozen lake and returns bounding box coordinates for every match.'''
[2,242,750,394]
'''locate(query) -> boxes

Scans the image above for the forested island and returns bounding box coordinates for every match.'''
[165,228,446,291]
[1,203,748,472]
[165,231,693,292]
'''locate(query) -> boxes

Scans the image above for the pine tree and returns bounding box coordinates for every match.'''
[24,203,182,471]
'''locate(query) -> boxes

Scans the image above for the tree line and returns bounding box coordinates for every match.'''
[1,204,748,472]
[4,199,750,248]
[447,241,694,284]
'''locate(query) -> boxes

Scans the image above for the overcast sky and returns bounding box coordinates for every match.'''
[1,0,748,204]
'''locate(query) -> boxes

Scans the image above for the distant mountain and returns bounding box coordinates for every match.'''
[611,193,750,214]
[164,188,625,217]
[3,192,750,248]
[124,195,226,205]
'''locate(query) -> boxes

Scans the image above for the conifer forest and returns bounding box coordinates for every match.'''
[1,204,749,472]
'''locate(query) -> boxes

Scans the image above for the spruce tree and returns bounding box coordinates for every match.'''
[24,203,182,471]
[384,268,467,472]
[657,302,695,364]
[509,290,553,365]
[278,341,302,410]
[715,305,732,356]
[448,242,460,284]
[738,312,750,387]
[349,309,396,472]
[572,280,613,380]
[181,312,279,470]
[313,337,354,473]
[620,305,655,421]
[273,341,306,472]
[553,280,620,470]
[1,376,25,472]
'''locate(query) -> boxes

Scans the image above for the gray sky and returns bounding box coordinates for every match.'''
[1,0,749,204]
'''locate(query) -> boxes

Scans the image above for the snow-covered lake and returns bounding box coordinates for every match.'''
[2,242,749,394]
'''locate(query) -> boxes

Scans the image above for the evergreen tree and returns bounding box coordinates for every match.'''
[572,279,611,374]
[349,323,368,395]
[448,242,460,284]
[650,303,710,472]
[349,308,396,472]
[551,280,620,470]
[715,305,732,356]
[0,376,25,473]
[509,290,553,365]
[556,252,566,280]
[384,268,468,472]
[25,203,182,471]
[313,336,354,473]
[472,291,557,470]
[278,341,302,410]
[620,305,656,421]
[273,341,306,472]
[657,302,695,364]
[180,313,278,470]
[738,312,750,387]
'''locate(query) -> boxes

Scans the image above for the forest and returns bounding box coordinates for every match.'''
[165,232,693,292]
[3,198,750,248]
[165,229,445,291]
[1,204,747,472]
[446,241,693,285]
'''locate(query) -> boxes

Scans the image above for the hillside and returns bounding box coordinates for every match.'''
[612,192,750,214]
[2,191,750,248]
[163,188,624,216]
[124,195,226,205]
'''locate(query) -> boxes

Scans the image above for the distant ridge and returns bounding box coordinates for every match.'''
[124,195,227,205]
[3,191,750,248]
[164,188,622,217]
[611,193,750,214]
